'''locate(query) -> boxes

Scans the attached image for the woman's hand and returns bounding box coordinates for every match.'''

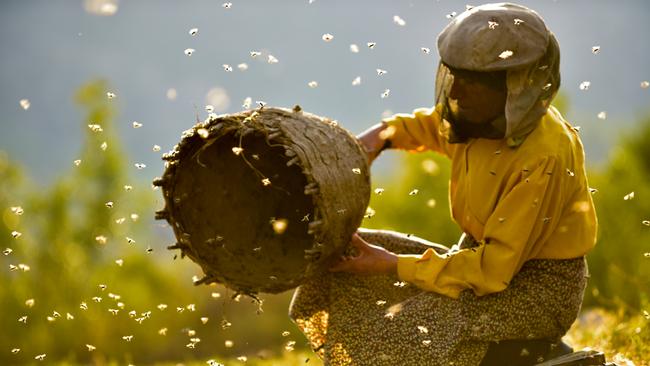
[357,122,391,165]
[329,233,398,275]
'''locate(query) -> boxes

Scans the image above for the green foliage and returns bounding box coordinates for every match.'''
[565,307,650,365]
[583,116,650,311]
[362,151,460,247]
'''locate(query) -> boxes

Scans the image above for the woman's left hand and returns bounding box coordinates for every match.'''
[329,233,398,275]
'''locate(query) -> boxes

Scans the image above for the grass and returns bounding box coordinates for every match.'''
[565,307,649,366]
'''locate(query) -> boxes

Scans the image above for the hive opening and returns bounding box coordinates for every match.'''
[171,128,315,292]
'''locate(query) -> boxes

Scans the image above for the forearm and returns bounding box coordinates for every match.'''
[357,122,393,164]
[380,106,453,157]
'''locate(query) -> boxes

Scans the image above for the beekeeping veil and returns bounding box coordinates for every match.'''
[435,3,560,147]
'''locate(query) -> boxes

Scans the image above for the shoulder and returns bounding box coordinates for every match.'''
[516,106,583,164]
[509,107,589,192]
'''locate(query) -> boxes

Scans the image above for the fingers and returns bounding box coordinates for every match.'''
[350,233,369,250]
[329,244,362,272]
[328,262,345,272]
[351,233,377,258]
[350,233,361,248]
[329,234,372,273]
[329,256,354,272]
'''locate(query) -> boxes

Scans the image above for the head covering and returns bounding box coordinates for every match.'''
[435,3,560,147]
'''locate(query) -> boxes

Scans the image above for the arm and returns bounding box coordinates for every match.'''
[381,104,452,157]
[397,156,564,298]
[357,105,452,164]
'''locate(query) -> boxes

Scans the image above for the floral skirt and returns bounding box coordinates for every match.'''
[289,229,588,366]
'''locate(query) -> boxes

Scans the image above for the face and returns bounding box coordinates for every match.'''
[447,67,507,125]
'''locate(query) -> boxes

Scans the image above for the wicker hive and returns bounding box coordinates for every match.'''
[154,106,371,295]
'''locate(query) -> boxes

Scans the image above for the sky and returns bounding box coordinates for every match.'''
[1,0,649,184]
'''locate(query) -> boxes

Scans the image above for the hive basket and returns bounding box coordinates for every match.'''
[154,106,371,296]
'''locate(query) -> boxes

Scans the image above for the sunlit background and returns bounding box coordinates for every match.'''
[1,0,649,365]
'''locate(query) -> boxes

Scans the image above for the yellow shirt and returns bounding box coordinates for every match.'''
[383,105,597,298]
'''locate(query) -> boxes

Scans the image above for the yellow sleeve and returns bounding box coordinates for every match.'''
[382,104,452,157]
[397,156,564,298]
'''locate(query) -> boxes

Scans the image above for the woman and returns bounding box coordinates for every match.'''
[289,3,597,365]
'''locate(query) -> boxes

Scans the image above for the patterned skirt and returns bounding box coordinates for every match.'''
[289,228,588,366]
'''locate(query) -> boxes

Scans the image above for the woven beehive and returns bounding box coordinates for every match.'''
[154,106,371,295]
